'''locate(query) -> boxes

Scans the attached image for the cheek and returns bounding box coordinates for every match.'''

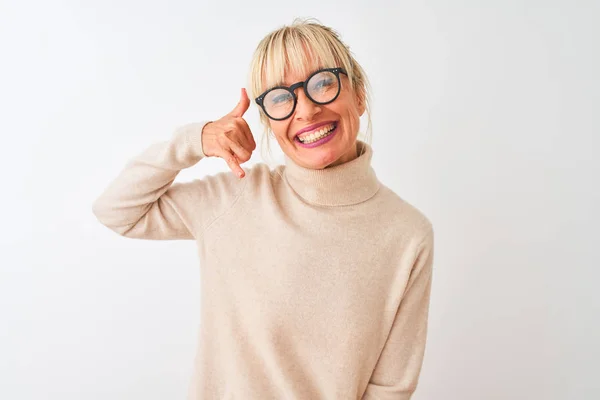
[339,105,361,137]
[336,93,360,118]
[271,122,292,142]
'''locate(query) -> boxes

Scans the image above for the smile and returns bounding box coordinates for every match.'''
[296,122,337,144]
[294,122,339,148]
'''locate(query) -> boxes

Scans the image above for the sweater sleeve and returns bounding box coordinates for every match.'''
[361,227,435,400]
[92,121,247,240]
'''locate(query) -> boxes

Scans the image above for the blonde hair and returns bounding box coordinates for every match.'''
[246,17,373,162]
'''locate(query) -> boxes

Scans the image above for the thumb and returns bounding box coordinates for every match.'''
[229,88,250,118]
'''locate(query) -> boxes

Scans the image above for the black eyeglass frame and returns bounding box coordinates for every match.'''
[254,67,348,121]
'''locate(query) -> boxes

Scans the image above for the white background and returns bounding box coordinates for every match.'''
[1,0,598,399]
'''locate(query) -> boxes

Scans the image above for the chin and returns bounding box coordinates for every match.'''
[297,146,343,170]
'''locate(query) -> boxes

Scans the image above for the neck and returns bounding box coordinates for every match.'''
[282,140,380,206]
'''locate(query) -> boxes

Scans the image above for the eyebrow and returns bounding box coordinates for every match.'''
[259,65,330,98]
[274,66,324,88]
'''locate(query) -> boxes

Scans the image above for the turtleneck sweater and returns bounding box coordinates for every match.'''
[92,121,435,400]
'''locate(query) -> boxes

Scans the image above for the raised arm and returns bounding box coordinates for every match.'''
[92,122,224,239]
[362,226,435,400]
[92,89,257,240]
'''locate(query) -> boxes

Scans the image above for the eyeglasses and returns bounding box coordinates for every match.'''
[255,67,347,121]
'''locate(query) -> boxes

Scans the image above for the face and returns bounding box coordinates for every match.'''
[265,66,366,169]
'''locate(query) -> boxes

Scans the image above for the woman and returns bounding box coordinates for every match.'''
[93,18,434,400]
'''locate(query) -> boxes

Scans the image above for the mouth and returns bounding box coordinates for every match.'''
[294,121,338,144]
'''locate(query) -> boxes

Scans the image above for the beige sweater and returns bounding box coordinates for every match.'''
[92,121,435,400]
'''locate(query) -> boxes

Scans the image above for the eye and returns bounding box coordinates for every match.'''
[308,72,336,93]
[314,78,334,89]
[271,92,292,104]
[265,89,293,106]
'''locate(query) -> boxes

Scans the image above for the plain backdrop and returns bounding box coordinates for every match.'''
[1,0,598,399]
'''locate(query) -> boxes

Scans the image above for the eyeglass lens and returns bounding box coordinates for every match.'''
[263,70,339,119]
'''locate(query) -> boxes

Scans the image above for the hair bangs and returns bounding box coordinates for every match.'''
[259,28,342,93]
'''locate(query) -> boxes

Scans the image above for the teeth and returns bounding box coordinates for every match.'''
[298,123,336,144]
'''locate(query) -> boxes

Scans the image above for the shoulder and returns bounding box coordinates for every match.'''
[375,183,434,245]
[174,162,281,203]
[203,161,285,202]
[242,162,284,188]
[244,162,281,180]
[167,162,280,235]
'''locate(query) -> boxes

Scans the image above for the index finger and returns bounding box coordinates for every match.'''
[216,148,245,178]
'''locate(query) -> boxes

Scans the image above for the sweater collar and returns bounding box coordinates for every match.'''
[282,140,380,207]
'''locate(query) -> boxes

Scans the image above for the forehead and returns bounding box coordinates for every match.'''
[262,42,336,89]
[280,64,323,85]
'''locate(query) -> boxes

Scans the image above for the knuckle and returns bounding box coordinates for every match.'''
[238,152,250,162]
[231,121,242,133]
[218,133,232,145]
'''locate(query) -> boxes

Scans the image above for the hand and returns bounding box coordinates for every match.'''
[201,88,257,178]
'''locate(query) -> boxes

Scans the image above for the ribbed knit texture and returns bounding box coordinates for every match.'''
[92,121,435,400]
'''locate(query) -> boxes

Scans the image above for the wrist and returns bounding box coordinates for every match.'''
[200,121,213,158]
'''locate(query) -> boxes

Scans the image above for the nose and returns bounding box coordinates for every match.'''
[294,87,321,120]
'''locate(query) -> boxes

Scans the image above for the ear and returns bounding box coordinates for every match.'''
[356,88,366,116]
